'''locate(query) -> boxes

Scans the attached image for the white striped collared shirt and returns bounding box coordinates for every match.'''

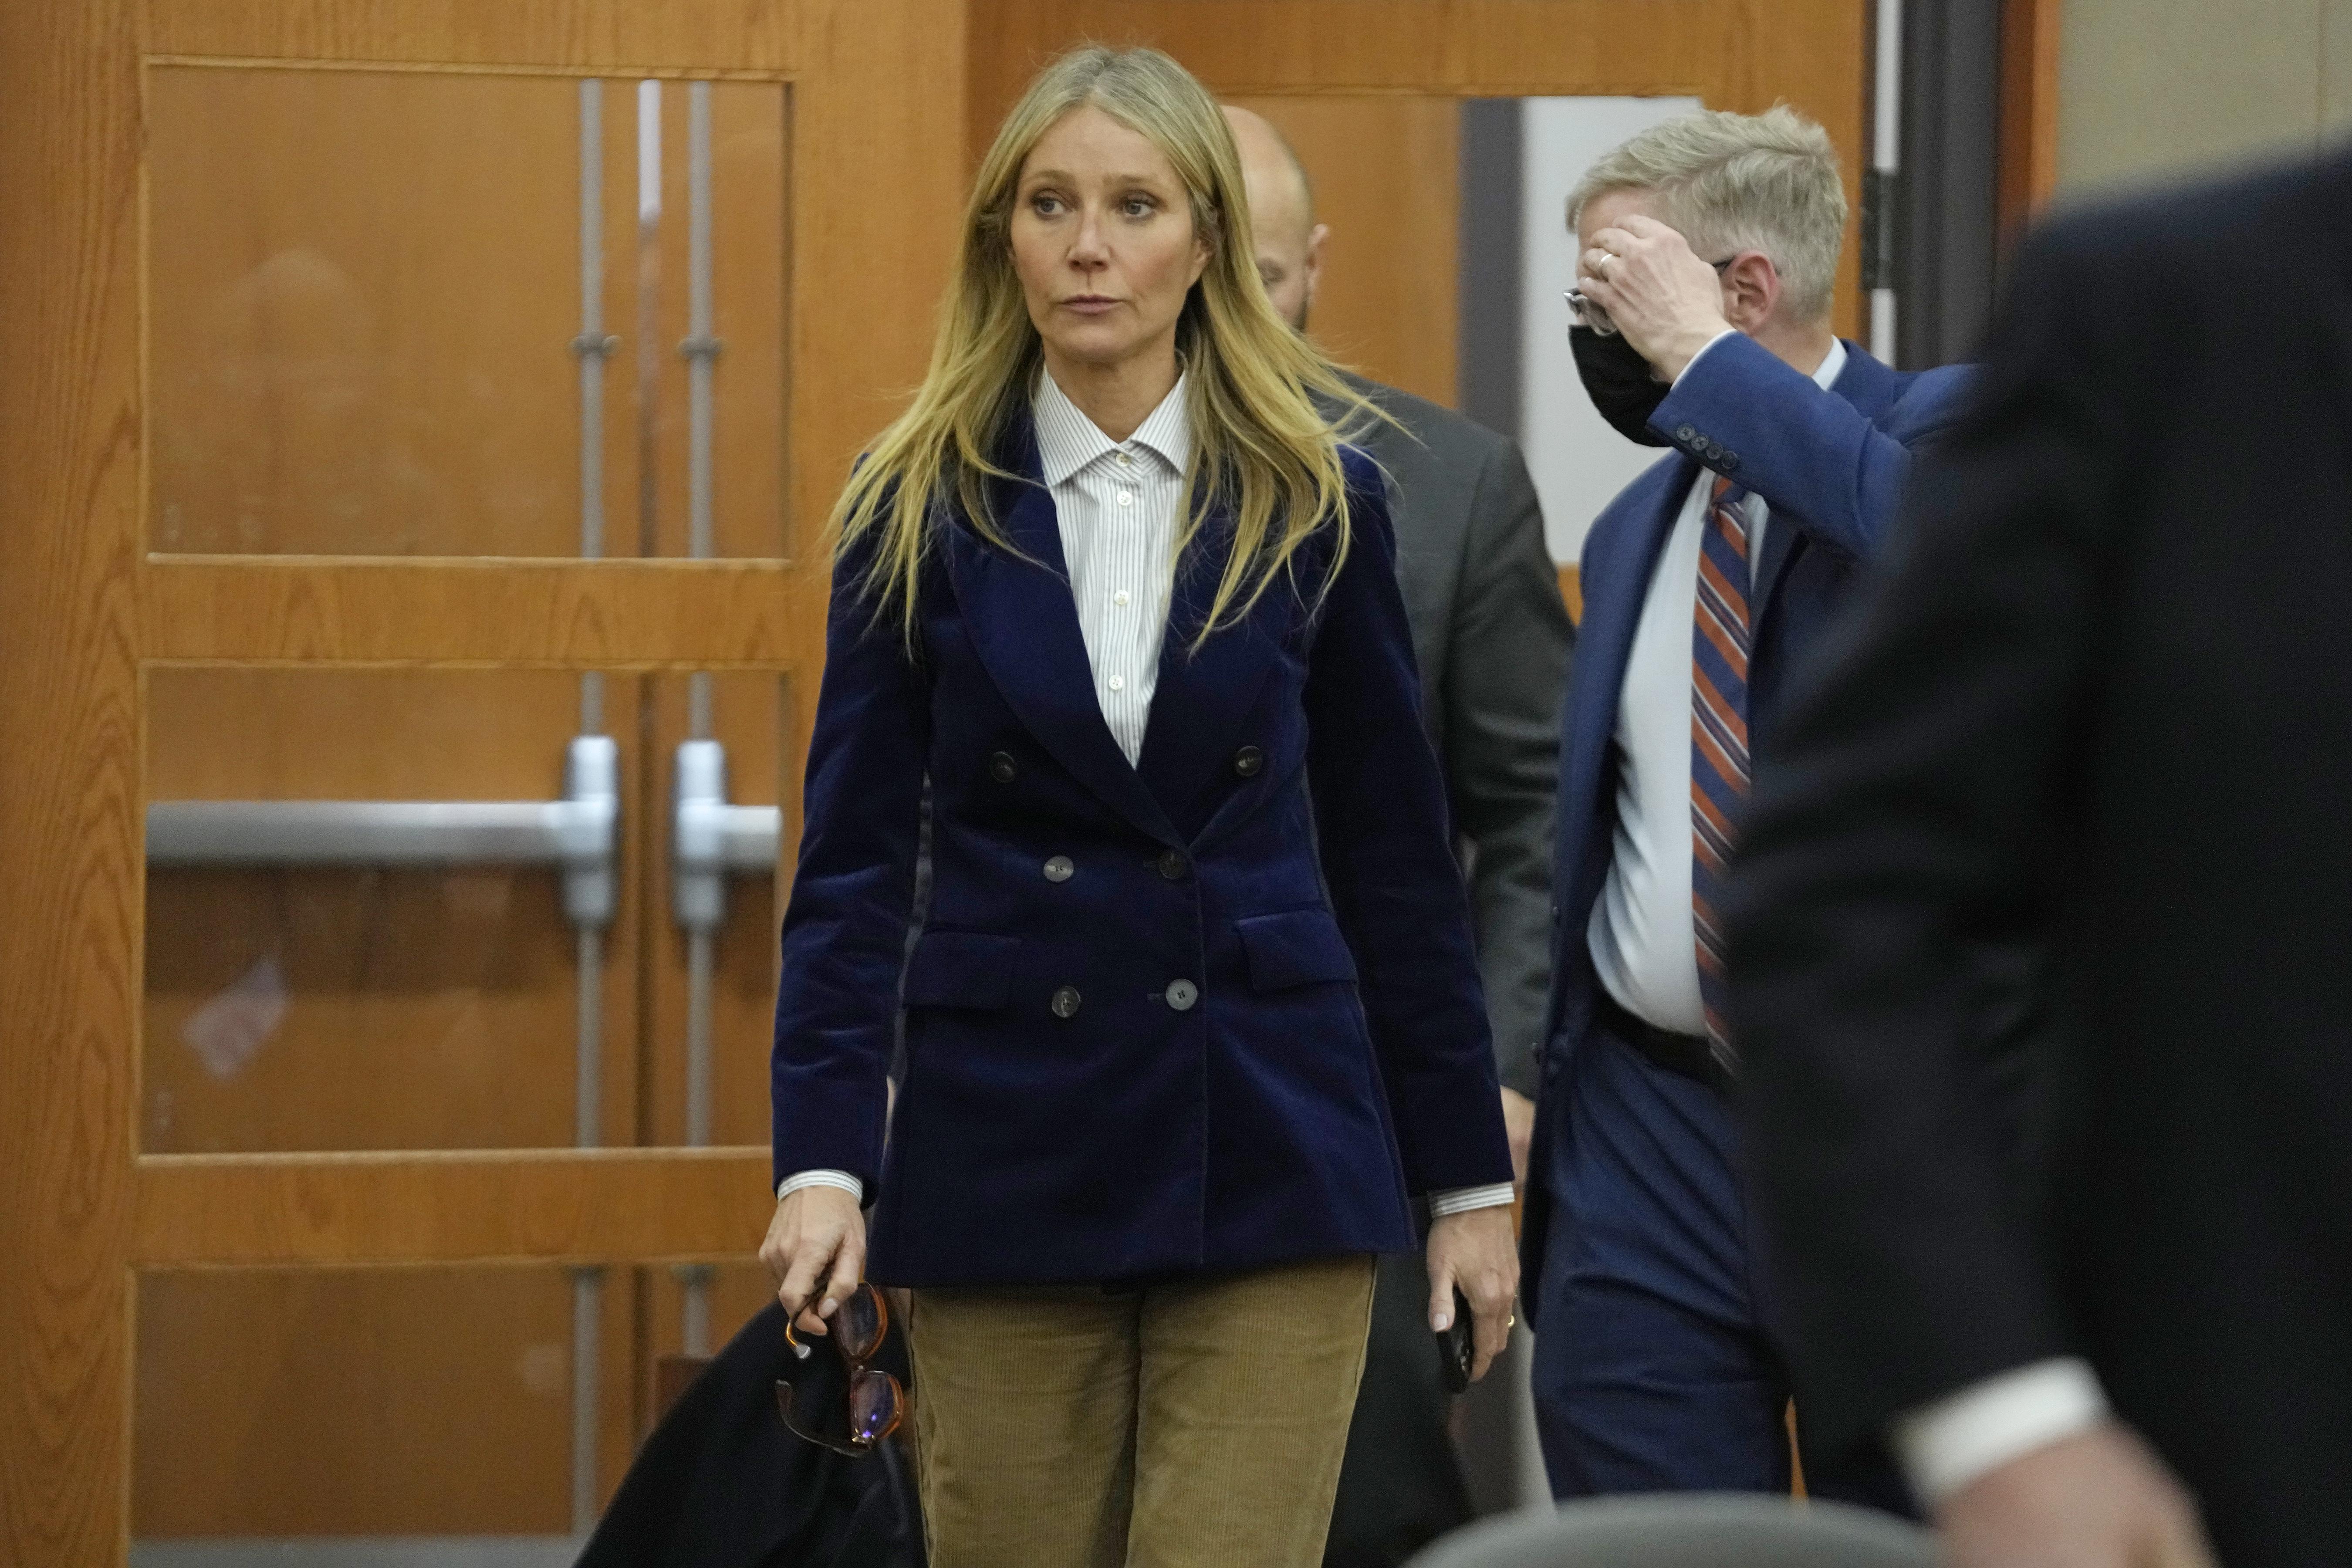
[1031,367,1191,767]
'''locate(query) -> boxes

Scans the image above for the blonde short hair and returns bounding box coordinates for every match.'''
[1567,105,1846,322]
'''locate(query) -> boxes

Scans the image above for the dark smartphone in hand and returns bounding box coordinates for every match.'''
[1435,1285,1473,1394]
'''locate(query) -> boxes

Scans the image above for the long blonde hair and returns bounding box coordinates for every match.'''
[828,44,1382,646]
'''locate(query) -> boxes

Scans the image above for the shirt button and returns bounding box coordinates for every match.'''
[1043,855,1075,882]
[1051,986,1082,1019]
[988,750,1018,783]
[1233,745,1264,778]
[1118,492,1134,506]
[1157,849,1188,881]
[1116,452,1132,467]
[1164,979,1199,1011]
[1107,675,1125,692]
[1113,589,1131,607]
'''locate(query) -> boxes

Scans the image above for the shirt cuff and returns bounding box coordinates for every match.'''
[1892,1357,2110,1504]
[1427,1182,1517,1218]
[776,1169,865,1205]
[1671,327,1741,385]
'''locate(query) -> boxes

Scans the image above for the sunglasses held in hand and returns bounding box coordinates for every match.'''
[774,1282,906,1456]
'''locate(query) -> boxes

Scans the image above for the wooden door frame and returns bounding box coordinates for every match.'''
[969,0,1876,342]
[1998,0,2061,232]
[0,1,963,1558]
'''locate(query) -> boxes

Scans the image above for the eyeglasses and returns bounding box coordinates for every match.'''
[1566,256,1737,339]
[774,1282,906,1456]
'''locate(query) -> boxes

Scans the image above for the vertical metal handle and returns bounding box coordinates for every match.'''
[670,739,781,1356]
[671,739,781,935]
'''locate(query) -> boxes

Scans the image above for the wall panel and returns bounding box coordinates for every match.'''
[0,0,144,1558]
[1227,95,1461,407]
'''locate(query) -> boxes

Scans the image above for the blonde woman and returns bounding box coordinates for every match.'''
[760,45,1517,1566]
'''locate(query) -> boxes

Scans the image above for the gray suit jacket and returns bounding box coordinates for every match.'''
[1345,377,1573,1095]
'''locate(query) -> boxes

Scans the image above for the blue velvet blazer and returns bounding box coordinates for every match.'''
[770,419,1515,1288]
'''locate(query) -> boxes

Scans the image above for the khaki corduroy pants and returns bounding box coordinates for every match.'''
[907,1253,1378,1568]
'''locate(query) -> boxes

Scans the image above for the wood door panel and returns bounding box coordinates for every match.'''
[134,1149,772,1266]
[134,1267,579,1535]
[149,67,791,561]
[643,1260,781,1392]
[144,666,644,1155]
[147,666,602,799]
[149,66,589,557]
[142,2,801,74]
[141,558,818,667]
[0,0,145,1557]
[145,866,588,1152]
[1225,95,1462,409]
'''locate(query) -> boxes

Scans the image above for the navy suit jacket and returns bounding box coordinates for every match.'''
[1521,334,1974,1314]
[772,420,1514,1288]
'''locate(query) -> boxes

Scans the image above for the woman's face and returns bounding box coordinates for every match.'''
[1009,106,1211,377]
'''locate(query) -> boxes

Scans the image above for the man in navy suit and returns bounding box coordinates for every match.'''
[1518,106,1973,1501]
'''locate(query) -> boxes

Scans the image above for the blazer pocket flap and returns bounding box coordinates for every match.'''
[903,931,1022,1010]
[1236,909,1359,992]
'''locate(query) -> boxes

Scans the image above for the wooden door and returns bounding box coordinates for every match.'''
[0,3,961,1561]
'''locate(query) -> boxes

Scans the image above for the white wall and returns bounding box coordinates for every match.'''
[1516,95,1702,565]
[2058,0,2352,199]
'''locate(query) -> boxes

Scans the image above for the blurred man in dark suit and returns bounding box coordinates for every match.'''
[1223,105,1572,1567]
[1725,152,2352,1568]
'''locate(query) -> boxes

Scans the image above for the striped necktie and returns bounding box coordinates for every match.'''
[1691,473,1751,1080]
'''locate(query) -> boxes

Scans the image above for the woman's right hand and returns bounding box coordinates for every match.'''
[760,1185,868,1336]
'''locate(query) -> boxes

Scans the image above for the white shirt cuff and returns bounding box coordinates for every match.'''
[1892,1357,2110,1504]
[1427,1182,1517,1217]
[776,1169,864,1205]
[1671,327,1741,385]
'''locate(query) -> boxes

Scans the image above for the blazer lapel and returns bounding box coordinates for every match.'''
[1753,340,1901,612]
[1133,502,1291,840]
[946,422,1182,848]
[1557,460,1692,887]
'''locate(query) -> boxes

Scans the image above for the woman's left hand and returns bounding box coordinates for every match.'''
[1425,1205,1520,1382]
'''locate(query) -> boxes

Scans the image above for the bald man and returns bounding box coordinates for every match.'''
[1226,105,1574,1568]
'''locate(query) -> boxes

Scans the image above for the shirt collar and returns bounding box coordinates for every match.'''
[1033,367,1193,487]
[1811,337,1848,392]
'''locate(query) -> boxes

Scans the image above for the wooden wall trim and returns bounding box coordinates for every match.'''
[141,558,818,668]
[971,0,1872,344]
[1997,0,2061,233]
[134,1149,775,1267]
[140,2,801,73]
[0,0,143,1559]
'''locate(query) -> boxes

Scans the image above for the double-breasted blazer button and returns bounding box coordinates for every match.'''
[1051,985,1082,1019]
[1043,855,1075,882]
[1164,979,1200,1011]
[988,751,1018,783]
[1232,745,1264,778]
[1157,849,1188,880]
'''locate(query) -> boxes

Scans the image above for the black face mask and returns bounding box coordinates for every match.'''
[1571,325,1671,446]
